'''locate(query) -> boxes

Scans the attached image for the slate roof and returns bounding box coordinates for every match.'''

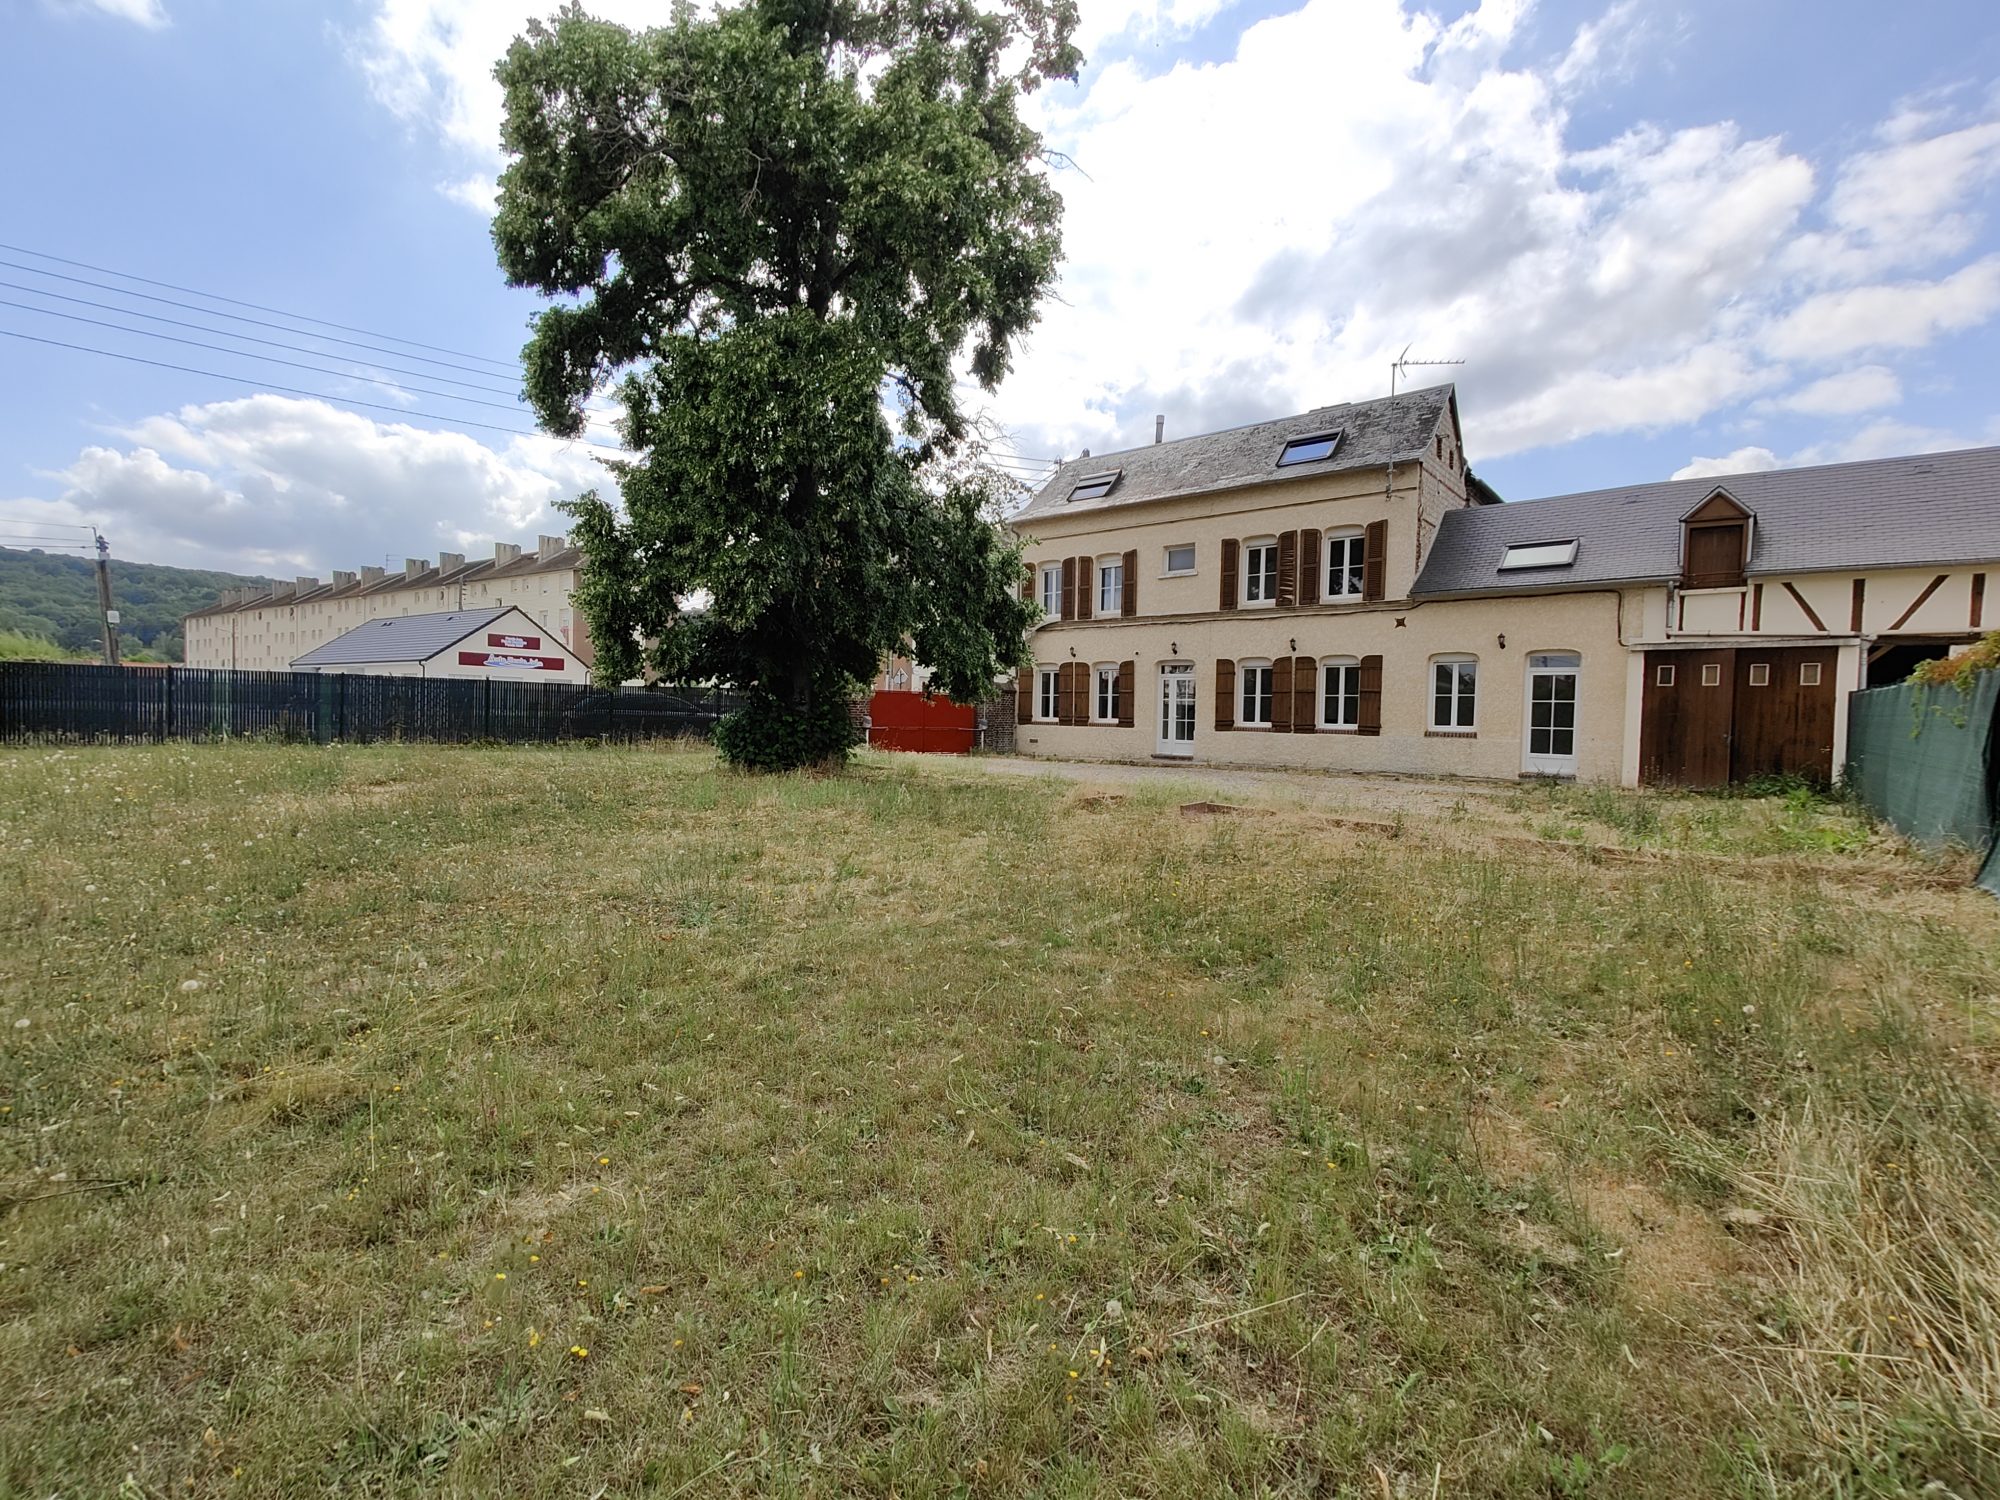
[290,607,517,667]
[1414,446,2000,598]
[184,546,586,619]
[1014,384,1458,522]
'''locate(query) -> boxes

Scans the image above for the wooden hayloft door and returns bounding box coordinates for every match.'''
[1640,649,1736,787]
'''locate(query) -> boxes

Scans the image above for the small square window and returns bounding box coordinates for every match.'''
[1655,664,1675,687]
[1164,544,1196,575]
[1748,663,1770,686]
[1800,662,1823,687]
[1701,663,1722,687]
[1276,432,1340,466]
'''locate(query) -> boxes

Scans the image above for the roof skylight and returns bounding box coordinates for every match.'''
[1498,539,1579,571]
[1276,432,1340,466]
[1067,470,1121,502]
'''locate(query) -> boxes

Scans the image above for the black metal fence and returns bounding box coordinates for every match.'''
[0,662,746,746]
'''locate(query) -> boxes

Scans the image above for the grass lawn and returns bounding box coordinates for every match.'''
[2,743,1996,1497]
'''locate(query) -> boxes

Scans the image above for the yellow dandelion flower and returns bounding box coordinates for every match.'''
[528,1328,541,1348]
[598,1156,610,1166]
[570,1345,589,1359]
[494,1272,506,1281]
[794,1270,804,1280]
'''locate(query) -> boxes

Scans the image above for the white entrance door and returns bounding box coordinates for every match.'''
[1523,653,1581,776]
[1158,663,1196,757]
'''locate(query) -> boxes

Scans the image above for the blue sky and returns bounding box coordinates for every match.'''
[3,0,1998,576]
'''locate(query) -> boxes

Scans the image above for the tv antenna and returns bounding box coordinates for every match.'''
[1390,344,1465,395]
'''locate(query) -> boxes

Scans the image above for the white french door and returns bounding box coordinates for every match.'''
[1158,663,1196,757]
[1522,653,1581,776]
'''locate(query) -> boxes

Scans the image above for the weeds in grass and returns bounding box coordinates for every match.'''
[0,744,1993,1496]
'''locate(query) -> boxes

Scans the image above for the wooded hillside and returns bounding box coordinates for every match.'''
[0,546,269,661]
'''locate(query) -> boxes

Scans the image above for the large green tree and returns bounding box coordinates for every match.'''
[493,0,1078,769]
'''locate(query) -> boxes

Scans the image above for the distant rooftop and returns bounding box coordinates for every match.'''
[290,607,521,667]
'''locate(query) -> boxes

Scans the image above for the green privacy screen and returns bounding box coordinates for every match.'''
[1846,672,1999,894]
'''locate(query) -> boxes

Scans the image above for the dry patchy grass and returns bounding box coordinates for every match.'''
[1,742,1996,1497]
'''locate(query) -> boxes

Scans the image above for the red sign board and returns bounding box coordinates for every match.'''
[487,631,542,650]
[457,650,567,671]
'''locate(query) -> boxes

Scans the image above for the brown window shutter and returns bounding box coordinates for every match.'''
[1363,520,1388,601]
[1121,549,1138,616]
[1065,661,1086,725]
[1272,657,1294,730]
[1117,661,1135,726]
[1055,662,1071,724]
[1292,656,1316,731]
[1017,666,1035,723]
[1298,530,1321,606]
[1277,530,1298,608]
[1060,556,1076,621]
[1220,539,1239,610]
[1357,654,1383,735]
[1076,557,1093,620]
[1021,561,1034,602]
[1215,659,1235,729]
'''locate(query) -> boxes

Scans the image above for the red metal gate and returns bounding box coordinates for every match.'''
[867,690,975,754]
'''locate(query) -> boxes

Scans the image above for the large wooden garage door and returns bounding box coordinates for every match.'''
[1731,646,1838,784]
[1640,646,1839,786]
[1640,649,1736,788]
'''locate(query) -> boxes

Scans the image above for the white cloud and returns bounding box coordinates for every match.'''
[35,395,620,575]
[1672,417,1991,481]
[1671,447,1781,482]
[44,0,167,25]
[1762,365,1901,417]
[348,0,2000,475]
[1765,257,2000,361]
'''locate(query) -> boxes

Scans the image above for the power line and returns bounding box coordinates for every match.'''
[0,240,521,371]
[0,326,627,449]
[0,297,537,414]
[0,258,519,382]
[0,279,525,398]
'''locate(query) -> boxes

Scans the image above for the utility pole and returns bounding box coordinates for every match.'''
[94,531,121,666]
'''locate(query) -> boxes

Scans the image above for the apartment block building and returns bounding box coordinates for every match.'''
[1011,386,1999,786]
[183,535,591,673]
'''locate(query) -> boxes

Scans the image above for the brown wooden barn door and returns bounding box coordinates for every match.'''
[1730,647,1838,784]
[1639,649,1737,787]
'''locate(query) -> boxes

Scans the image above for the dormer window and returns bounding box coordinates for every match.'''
[1680,489,1752,589]
[1498,539,1579,571]
[1276,432,1340,466]
[1067,470,1121,502]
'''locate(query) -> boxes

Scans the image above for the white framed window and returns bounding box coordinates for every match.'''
[1498,539,1579,571]
[1038,564,1061,619]
[1163,544,1196,576]
[1429,656,1478,732]
[1239,660,1275,726]
[1800,661,1823,687]
[1655,664,1675,687]
[1097,557,1125,614]
[1243,539,1278,605]
[1325,528,1365,600]
[1701,663,1722,687]
[1037,667,1061,722]
[1093,663,1121,722]
[1320,656,1359,729]
[1748,662,1770,686]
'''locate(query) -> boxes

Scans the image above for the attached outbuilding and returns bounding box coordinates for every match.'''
[289,606,589,681]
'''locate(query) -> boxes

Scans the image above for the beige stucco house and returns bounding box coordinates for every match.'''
[1011,387,1999,786]
[183,535,590,673]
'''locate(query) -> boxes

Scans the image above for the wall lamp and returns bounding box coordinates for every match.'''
[1497,633,1507,650]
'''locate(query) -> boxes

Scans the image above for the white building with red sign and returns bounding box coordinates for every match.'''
[288,606,589,681]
